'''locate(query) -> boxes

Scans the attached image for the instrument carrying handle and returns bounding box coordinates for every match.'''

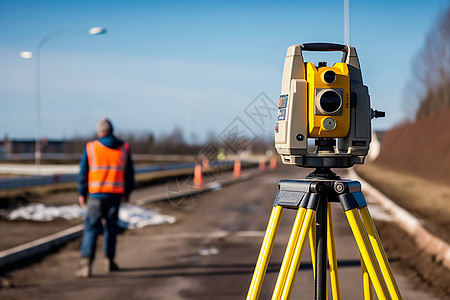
[300,43,348,52]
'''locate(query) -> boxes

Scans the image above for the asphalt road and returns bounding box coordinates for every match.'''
[0,165,439,299]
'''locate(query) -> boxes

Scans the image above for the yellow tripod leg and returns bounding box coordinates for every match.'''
[360,207,402,300]
[327,203,341,300]
[272,207,307,299]
[279,209,316,300]
[361,254,374,300]
[345,209,391,300]
[309,214,316,277]
[247,205,284,300]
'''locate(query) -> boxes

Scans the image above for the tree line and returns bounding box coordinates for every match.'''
[405,6,450,120]
[63,127,274,156]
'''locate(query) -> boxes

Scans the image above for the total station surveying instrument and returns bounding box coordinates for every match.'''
[246,43,402,300]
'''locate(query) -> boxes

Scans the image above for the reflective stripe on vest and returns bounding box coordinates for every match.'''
[87,140,128,194]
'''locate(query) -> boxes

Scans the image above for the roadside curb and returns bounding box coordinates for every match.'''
[349,168,450,270]
[0,225,84,272]
[0,169,263,272]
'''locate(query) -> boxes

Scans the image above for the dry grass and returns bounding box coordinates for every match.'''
[356,162,450,298]
[356,162,450,243]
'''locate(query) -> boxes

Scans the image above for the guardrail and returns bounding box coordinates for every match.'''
[0,160,247,190]
[0,153,197,162]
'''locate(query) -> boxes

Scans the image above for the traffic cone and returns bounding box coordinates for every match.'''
[202,158,210,171]
[259,158,266,171]
[269,157,277,170]
[193,163,203,190]
[233,160,241,179]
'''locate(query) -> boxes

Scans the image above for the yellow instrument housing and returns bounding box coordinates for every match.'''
[306,62,350,138]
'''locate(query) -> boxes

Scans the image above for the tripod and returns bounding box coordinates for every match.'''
[246,168,402,300]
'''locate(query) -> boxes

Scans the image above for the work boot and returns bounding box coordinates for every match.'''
[104,258,120,272]
[75,257,92,279]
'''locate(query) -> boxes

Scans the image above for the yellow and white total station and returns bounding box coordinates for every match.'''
[274,43,384,168]
[246,43,397,300]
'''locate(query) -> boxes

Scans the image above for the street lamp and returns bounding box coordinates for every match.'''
[21,27,106,170]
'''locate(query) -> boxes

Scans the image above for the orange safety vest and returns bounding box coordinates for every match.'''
[87,140,129,194]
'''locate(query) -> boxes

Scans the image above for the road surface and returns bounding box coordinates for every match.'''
[0,165,439,299]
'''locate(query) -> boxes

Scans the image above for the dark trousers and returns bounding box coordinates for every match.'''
[80,198,120,260]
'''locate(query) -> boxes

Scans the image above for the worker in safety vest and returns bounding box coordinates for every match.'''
[76,118,135,279]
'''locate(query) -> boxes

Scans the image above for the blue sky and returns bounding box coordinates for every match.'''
[0,0,448,142]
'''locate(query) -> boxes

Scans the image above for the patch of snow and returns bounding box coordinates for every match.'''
[207,182,222,191]
[2,203,175,229]
[118,204,176,229]
[198,246,219,256]
[6,203,84,221]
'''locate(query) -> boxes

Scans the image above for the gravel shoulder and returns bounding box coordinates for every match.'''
[355,162,450,299]
[355,163,450,244]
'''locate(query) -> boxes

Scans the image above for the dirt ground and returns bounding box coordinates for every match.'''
[1,163,449,298]
[0,189,82,251]
[0,168,219,251]
[356,163,450,244]
[356,162,450,299]
[0,166,443,300]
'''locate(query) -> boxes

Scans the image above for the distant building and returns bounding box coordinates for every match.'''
[0,138,65,160]
[4,139,64,154]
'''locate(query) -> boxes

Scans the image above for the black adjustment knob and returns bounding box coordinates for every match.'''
[375,110,385,118]
[371,109,385,119]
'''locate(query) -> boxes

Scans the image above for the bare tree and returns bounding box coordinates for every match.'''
[404,6,450,120]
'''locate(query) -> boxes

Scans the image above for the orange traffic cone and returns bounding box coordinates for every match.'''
[202,158,210,171]
[233,160,241,179]
[259,158,266,171]
[193,163,204,190]
[269,157,277,170]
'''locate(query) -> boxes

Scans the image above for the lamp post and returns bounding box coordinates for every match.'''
[344,0,350,45]
[21,27,106,169]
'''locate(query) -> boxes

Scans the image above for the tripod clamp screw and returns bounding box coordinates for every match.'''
[334,182,346,194]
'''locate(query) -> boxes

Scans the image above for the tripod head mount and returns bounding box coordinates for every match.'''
[306,167,340,181]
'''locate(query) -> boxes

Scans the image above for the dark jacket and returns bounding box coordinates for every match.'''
[78,134,135,200]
